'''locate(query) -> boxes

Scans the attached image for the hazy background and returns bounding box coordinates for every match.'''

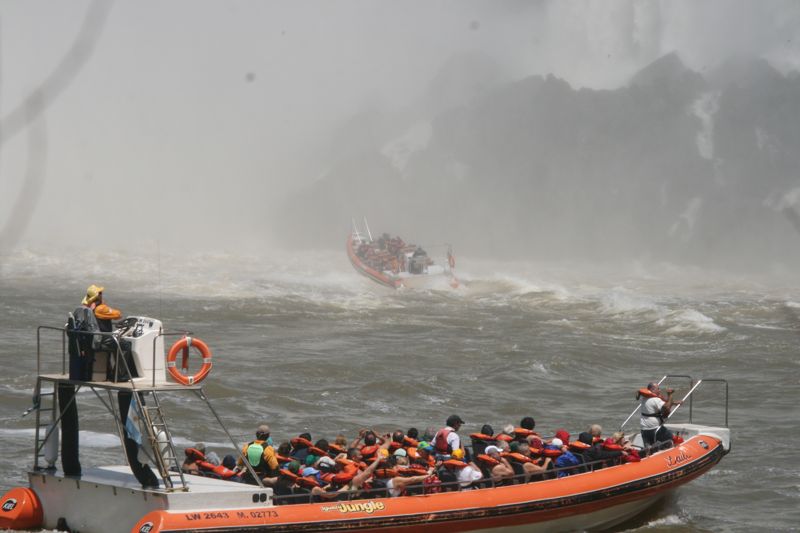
[2,0,800,272]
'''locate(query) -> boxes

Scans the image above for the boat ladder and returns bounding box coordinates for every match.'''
[138,391,187,490]
[32,378,58,471]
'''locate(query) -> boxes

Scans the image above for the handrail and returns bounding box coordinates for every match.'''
[270,455,620,505]
[620,374,695,430]
[620,375,729,432]
[152,330,192,388]
[192,388,265,489]
[37,324,138,384]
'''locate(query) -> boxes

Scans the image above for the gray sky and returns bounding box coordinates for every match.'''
[1,0,798,250]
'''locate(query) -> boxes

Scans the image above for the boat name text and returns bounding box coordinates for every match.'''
[322,501,386,514]
[666,449,692,467]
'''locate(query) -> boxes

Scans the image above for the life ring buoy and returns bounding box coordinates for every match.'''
[167,337,212,386]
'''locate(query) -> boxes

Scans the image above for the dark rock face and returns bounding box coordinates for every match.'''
[279,52,800,269]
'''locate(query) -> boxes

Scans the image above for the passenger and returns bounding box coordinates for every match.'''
[390,430,405,452]
[580,432,623,470]
[357,431,381,461]
[608,433,640,463]
[519,416,539,436]
[589,424,604,443]
[412,441,436,469]
[274,460,301,503]
[290,432,313,463]
[639,382,681,449]
[455,456,483,489]
[407,427,419,440]
[432,415,465,458]
[553,429,571,446]
[222,455,237,471]
[483,445,514,483]
[334,434,348,449]
[194,442,220,466]
[276,441,292,460]
[517,442,551,482]
[385,458,431,497]
[422,426,437,442]
[301,454,325,485]
[314,438,330,455]
[238,424,279,485]
[349,428,378,450]
[611,432,634,452]
[471,424,496,456]
[550,439,580,478]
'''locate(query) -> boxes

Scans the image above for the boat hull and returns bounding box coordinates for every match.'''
[130,434,725,533]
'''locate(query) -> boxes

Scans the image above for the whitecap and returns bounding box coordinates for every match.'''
[661,309,725,334]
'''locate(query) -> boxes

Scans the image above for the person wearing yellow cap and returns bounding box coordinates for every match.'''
[67,284,104,381]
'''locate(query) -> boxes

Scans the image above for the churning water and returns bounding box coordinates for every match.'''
[1,247,798,532]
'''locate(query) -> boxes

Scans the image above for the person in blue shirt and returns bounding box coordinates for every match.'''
[550,438,581,478]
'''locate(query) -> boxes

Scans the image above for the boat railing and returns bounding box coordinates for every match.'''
[33,324,267,491]
[619,374,729,431]
[36,322,204,388]
[36,325,138,384]
[269,454,621,505]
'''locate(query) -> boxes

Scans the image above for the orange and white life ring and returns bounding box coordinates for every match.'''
[167,337,212,386]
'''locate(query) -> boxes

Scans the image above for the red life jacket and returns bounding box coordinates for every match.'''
[433,428,453,454]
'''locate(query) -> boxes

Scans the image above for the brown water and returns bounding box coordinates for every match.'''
[1,247,798,532]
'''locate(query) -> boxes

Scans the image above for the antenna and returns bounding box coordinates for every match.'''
[363,217,373,242]
[156,240,162,318]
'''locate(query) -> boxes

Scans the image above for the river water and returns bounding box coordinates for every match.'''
[1,247,798,532]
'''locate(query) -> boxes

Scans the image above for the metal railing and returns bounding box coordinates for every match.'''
[269,453,619,505]
[620,374,729,431]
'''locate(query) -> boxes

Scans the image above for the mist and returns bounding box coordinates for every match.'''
[2,1,800,273]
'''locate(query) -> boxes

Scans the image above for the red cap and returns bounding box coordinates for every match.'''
[555,429,570,444]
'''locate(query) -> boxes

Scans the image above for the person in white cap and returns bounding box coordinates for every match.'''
[484,445,514,483]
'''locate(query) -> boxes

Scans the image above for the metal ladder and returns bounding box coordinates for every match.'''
[32,377,58,471]
[137,391,187,490]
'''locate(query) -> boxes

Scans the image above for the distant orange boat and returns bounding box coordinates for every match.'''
[347,218,459,289]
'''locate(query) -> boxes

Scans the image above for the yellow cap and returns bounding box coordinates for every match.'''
[451,448,465,460]
[81,284,104,306]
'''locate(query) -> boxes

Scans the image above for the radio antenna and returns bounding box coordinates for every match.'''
[156,239,162,318]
